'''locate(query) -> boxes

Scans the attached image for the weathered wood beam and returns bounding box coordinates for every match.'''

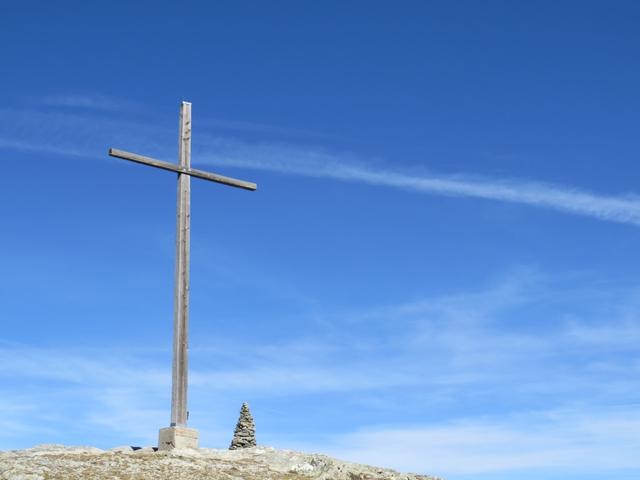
[172,101,191,428]
[108,148,257,191]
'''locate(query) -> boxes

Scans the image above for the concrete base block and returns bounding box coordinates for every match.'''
[158,426,199,450]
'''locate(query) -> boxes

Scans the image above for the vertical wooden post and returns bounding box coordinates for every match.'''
[109,102,256,449]
[171,101,191,427]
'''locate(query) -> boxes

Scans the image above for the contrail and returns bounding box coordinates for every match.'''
[2,106,639,227]
[198,140,640,227]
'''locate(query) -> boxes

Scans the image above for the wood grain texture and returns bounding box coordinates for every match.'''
[108,148,257,191]
[171,101,191,428]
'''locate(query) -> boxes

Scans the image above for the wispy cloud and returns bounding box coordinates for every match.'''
[1,271,638,464]
[197,138,640,227]
[1,105,640,227]
[39,94,141,113]
[0,138,91,158]
[318,408,640,477]
[198,117,342,140]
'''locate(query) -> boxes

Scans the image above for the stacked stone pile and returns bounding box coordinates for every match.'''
[229,402,257,449]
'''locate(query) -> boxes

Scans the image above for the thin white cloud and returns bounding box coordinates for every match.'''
[566,320,640,346]
[1,106,640,227]
[0,346,168,387]
[0,138,91,158]
[0,273,639,472]
[197,139,640,227]
[198,117,342,140]
[39,94,141,113]
[318,408,640,476]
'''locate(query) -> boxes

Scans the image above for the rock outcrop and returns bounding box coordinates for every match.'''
[0,445,443,480]
[229,402,257,449]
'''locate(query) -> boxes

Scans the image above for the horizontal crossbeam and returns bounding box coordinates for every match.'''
[108,148,257,191]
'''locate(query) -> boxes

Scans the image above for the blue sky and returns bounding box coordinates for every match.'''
[1,1,640,479]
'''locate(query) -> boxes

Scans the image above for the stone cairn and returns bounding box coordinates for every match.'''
[229,402,256,449]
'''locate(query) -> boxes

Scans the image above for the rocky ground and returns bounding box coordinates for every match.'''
[0,444,442,480]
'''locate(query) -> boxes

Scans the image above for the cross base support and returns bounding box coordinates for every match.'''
[158,426,199,450]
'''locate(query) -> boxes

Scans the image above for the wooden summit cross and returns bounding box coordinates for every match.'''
[108,101,256,450]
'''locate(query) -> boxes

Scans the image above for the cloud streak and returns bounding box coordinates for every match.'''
[0,272,639,476]
[1,105,640,227]
[39,94,141,113]
[319,407,640,477]
[198,139,640,227]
